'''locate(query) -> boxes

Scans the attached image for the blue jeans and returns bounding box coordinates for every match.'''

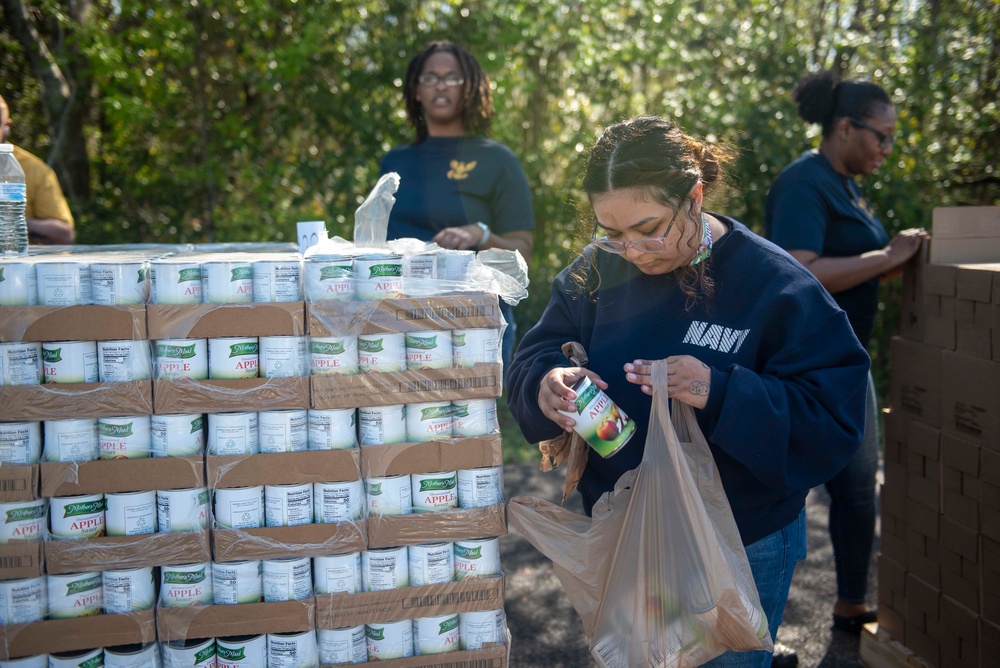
[824,372,878,604]
[701,508,808,668]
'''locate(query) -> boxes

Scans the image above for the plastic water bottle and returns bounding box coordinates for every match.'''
[0,144,28,255]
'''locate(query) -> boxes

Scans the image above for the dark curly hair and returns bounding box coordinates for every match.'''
[402,41,494,143]
[793,69,892,138]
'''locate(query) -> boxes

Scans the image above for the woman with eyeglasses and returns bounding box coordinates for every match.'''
[506,116,869,667]
[763,71,928,658]
[380,41,535,367]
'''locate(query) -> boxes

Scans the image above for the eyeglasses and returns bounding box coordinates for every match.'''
[418,73,465,88]
[848,117,895,150]
[592,204,682,254]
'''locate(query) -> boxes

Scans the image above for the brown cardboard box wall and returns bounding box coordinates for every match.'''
[146,302,306,339]
[889,337,943,426]
[0,542,43,580]
[982,537,1000,625]
[939,518,979,613]
[41,455,204,498]
[0,610,155,659]
[940,595,978,668]
[930,206,1000,265]
[879,484,908,564]
[905,574,941,667]
[44,530,210,575]
[310,366,502,410]
[941,433,980,532]
[156,599,314,642]
[982,448,1000,542]
[940,352,1000,449]
[307,294,501,337]
[877,554,907,641]
[899,245,929,341]
[982,620,1000,668]
[0,465,38,503]
[906,501,940,589]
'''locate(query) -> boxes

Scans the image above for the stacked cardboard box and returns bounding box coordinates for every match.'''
[879,206,1000,668]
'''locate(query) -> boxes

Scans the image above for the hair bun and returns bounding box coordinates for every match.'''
[793,70,839,125]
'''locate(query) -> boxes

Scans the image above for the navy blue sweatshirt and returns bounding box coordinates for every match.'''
[506,218,869,545]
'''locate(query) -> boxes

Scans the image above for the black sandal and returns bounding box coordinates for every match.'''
[832,609,878,635]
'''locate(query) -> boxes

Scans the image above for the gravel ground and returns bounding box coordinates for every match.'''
[501,463,878,667]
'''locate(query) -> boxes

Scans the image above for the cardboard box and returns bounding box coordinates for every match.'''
[889,337,942,426]
[939,295,956,320]
[146,302,306,339]
[957,321,992,359]
[368,505,507,550]
[44,530,210,574]
[156,599,314,642]
[154,376,309,413]
[310,366,502,410]
[939,518,979,613]
[361,436,502,478]
[940,352,1000,449]
[982,537,1000,625]
[955,299,976,324]
[316,576,504,628]
[924,316,957,350]
[308,293,502,337]
[882,409,906,464]
[0,381,153,420]
[0,304,146,343]
[956,264,1000,303]
[907,501,940,589]
[0,542,44,580]
[940,595,978,668]
[982,448,1000,542]
[905,574,941,667]
[212,520,367,561]
[41,455,204,497]
[924,264,957,297]
[320,644,508,668]
[0,465,38,503]
[930,206,1000,265]
[941,433,980,532]
[208,450,359,489]
[0,610,155,659]
[900,245,929,341]
[877,554,907,641]
[994,305,1000,362]
[976,301,994,326]
[880,485,908,564]
[908,421,942,512]
[982,620,1000,668]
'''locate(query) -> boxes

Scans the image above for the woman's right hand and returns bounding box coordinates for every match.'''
[538,367,608,433]
[885,228,929,268]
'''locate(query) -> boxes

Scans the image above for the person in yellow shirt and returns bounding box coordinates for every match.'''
[0,95,75,245]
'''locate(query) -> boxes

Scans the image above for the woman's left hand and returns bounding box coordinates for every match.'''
[432,225,483,250]
[624,355,712,409]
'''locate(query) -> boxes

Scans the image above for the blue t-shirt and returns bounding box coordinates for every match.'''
[506,218,869,545]
[764,150,890,347]
[379,136,535,242]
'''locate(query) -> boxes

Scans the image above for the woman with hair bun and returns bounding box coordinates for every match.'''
[507,116,870,667]
[765,71,928,648]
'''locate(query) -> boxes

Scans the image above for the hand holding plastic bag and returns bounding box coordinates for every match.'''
[509,360,773,667]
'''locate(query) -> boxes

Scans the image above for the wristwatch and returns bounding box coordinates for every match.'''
[474,221,491,246]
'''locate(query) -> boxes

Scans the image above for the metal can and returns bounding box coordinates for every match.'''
[0,259,38,306]
[358,404,406,446]
[102,566,157,613]
[216,635,266,668]
[0,341,41,386]
[410,471,458,513]
[405,330,453,370]
[103,642,161,667]
[313,480,364,523]
[303,254,353,302]
[43,418,99,462]
[308,335,359,376]
[154,338,209,380]
[365,475,412,517]
[312,553,362,595]
[214,486,265,529]
[0,499,46,543]
[557,374,637,458]
[365,619,414,660]
[212,560,263,605]
[47,571,103,618]
[0,654,47,667]
[159,562,213,607]
[267,630,318,668]
[453,537,501,580]
[34,260,91,306]
[307,408,357,450]
[201,258,254,304]
[97,340,153,382]
[48,649,104,668]
[90,260,149,305]
[317,626,366,666]
[452,398,499,437]
[48,493,106,539]
[457,466,504,509]
[207,411,259,455]
[0,420,41,465]
[262,556,312,602]
[252,256,302,303]
[258,335,308,377]
[357,332,406,373]
[41,340,98,384]
[402,251,439,297]
[405,401,454,442]
[208,337,259,379]
[264,483,313,527]
[160,637,216,668]
[150,260,202,305]
[361,546,409,592]
[104,490,157,536]
[408,542,455,586]
[99,415,153,459]
[150,413,205,457]
[413,614,460,655]
[459,609,507,650]
[0,577,46,624]
[156,487,209,533]
[451,327,501,367]
[437,250,476,282]
[353,253,404,300]
[258,409,308,453]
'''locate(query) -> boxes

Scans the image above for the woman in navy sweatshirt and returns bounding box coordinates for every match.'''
[506,116,870,668]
